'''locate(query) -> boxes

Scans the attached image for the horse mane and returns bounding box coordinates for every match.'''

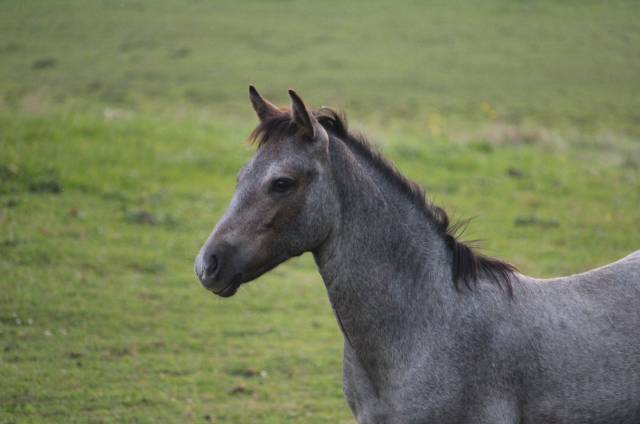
[250,108,516,294]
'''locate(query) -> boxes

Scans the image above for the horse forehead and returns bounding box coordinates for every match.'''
[243,151,296,181]
[260,136,301,156]
[253,138,309,168]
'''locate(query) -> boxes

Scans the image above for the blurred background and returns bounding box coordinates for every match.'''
[1,1,638,422]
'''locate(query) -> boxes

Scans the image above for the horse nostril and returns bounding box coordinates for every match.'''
[206,254,218,276]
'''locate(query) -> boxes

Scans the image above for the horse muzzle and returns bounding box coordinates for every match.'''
[195,248,242,297]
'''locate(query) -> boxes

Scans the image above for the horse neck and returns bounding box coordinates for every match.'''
[313,136,456,357]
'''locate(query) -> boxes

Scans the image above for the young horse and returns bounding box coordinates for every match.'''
[195,87,640,423]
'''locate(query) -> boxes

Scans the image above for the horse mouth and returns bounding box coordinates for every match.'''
[212,274,243,298]
[208,253,290,298]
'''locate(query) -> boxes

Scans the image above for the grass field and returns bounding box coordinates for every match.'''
[1,1,639,423]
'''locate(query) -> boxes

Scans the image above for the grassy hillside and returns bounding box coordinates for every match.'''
[1,1,639,423]
[1,0,640,133]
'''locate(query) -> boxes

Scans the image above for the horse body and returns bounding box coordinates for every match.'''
[515,254,640,424]
[335,255,640,423]
[315,132,640,423]
[195,88,640,423]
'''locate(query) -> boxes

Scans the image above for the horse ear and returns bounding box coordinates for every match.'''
[249,85,280,122]
[288,89,316,138]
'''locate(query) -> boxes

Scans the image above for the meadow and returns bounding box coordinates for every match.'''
[1,1,639,422]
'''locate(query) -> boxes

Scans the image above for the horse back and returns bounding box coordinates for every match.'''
[514,250,640,423]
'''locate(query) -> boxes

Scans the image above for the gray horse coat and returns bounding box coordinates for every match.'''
[195,87,640,423]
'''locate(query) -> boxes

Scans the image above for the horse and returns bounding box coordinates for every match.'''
[195,87,640,423]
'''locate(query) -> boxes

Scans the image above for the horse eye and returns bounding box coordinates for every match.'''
[271,177,296,194]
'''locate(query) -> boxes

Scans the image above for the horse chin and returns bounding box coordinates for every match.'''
[214,254,290,298]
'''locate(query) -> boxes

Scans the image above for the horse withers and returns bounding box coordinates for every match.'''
[195,87,640,423]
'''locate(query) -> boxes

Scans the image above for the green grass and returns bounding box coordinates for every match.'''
[1,1,639,423]
[2,0,640,133]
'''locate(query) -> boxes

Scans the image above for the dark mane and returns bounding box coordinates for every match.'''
[250,108,516,294]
